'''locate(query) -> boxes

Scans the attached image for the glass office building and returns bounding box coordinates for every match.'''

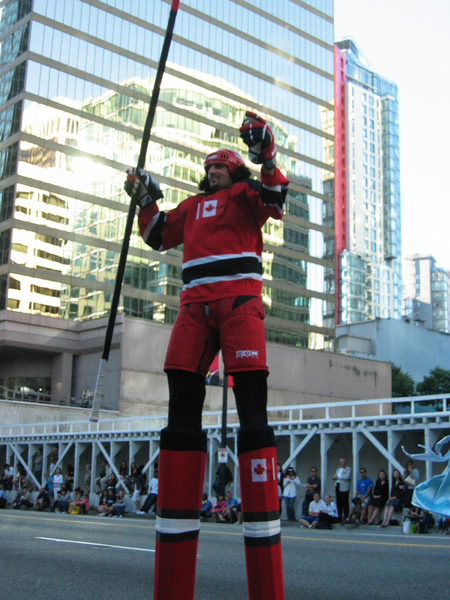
[330,39,402,324]
[0,0,335,351]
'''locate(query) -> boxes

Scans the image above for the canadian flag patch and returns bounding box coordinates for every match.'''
[251,458,268,482]
[203,199,217,218]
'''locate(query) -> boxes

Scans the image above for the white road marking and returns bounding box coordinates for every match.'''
[35,537,155,553]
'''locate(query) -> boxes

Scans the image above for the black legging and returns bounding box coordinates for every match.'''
[336,487,350,521]
[166,369,269,433]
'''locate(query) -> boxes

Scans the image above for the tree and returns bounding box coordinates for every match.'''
[416,367,450,395]
[391,364,415,398]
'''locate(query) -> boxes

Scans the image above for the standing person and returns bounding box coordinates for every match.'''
[125,111,288,600]
[277,463,284,516]
[52,467,63,503]
[139,468,158,515]
[49,445,58,473]
[83,464,91,495]
[132,465,146,514]
[403,459,420,509]
[282,467,301,522]
[302,466,321,518]
[33,449,43,484]
[333,458,352,522]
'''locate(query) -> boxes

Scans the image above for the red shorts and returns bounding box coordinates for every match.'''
[164,296,268,376]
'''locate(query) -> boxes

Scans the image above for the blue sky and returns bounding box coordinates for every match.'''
[334,0,450,272]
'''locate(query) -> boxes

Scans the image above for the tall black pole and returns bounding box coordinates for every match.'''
[90,0,180,421]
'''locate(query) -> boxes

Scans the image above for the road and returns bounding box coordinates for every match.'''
[1,511,449,599]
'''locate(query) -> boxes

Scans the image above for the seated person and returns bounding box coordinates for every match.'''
[69,488,84,514]
[13,486,34,510]
[0,484,7,508]
[54,488,70,513]
[211,494,227,523]
[95,460,111,493]
[103,488,117,517]
[380,469,405,527]
[79,491,91,514]
[222,491,239,523]
[112,490,127,517]
[200,492,213,520]
[367,470,389,525]
[299,492,326,528]
[34,487,51,511]
[348,467,373,523]
[345,496,363,525]
[317,494,339,529]
[1,463,14,491]
[409,505,435,534]
[97,490,109,516]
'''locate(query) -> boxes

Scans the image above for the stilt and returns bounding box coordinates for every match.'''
[153,429,207,600]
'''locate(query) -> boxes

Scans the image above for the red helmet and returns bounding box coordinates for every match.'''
[204,149,245,173]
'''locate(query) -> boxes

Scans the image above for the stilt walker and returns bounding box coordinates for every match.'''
[125,112,288,599]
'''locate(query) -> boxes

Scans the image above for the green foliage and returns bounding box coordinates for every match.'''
[391,364,415,398]
[416,367,450,396]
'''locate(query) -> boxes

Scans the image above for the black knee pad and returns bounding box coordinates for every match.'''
[160,428,207,453]
[237,426,276,456]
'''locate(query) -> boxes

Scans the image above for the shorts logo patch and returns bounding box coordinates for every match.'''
[251,459,268,482]
[236,350,259,359]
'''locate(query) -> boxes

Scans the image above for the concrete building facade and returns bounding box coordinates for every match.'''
[403,254,450,334]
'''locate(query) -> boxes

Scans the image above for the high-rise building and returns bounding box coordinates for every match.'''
[0,0,335,397]
[326,38,402,325]
[403,254,450,334]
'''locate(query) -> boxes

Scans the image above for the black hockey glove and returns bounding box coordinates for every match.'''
[124,167,163,208]
[239,111,276,170]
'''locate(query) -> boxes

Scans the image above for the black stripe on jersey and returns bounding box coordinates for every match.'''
[156,507,201,520]
[156,529,200,544]
[182,255,262,285]
[260,185,287,209]
[243,532,282,548]
[242,510,281,523]
[146,211,166,250]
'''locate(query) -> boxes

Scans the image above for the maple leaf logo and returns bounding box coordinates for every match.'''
[253,463,265,476]
[202,199,217,218]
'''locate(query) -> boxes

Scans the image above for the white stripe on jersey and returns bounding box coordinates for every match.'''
[183,252,262,270]
[142,212,161,245]
[182,272,262,291]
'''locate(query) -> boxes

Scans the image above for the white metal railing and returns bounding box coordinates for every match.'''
[1,394,449,439]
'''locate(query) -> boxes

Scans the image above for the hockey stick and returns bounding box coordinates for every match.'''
[90,0,180,421]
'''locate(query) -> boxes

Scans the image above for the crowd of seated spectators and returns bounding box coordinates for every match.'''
[2,458,447,532]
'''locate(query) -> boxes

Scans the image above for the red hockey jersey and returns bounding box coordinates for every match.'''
[138,167,289,305]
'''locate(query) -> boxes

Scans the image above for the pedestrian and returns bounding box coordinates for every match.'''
[332,457,352,521]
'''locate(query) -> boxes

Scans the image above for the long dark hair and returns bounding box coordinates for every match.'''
[198,165,252,194]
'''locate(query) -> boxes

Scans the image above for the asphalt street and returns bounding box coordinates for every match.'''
[1,511,449,600]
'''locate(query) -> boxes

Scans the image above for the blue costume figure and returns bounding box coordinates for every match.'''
[403,435,450,516]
